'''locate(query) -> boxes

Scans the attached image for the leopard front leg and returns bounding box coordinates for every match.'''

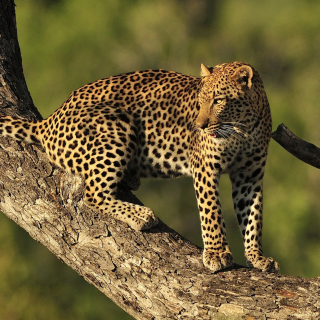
[230,171,279,273]
[193,168,234,272]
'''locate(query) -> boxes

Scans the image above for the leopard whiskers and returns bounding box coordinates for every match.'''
[231,125,255,141]
[209,122,254,141]
[214,125,234,139]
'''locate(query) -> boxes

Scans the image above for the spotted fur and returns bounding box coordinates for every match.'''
[0,61,279,273]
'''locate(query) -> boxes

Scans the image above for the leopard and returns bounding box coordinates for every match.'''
[0,61,279,273]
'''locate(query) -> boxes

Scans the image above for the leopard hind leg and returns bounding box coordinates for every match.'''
[83,150,158,230]
[80,121,157,230]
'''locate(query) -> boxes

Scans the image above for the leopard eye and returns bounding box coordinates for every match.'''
[213,97,225,105]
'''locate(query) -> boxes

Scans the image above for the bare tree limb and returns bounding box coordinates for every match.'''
[0,1,319,319]
[272,123,320,169]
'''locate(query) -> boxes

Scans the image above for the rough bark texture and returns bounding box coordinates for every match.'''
[0,0,42,120]
[0,1,320,319]
[272,123,320,169]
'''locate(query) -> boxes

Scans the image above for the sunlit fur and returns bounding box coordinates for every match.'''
[0,61,279,273]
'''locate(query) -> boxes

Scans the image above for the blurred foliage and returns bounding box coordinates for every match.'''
[0,0,320,318]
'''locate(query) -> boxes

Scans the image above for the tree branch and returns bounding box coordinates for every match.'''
[0,1,319,319]
[272,123,320,169]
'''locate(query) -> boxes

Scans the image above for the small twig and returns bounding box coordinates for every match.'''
[271,123,320,169]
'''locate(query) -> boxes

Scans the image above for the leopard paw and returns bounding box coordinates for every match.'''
[246,253,279,273]
[203,249,234,273]
[129,205,159,230]
[110,203,158,231]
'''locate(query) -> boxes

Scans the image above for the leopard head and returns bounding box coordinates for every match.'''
[196,62,270,140]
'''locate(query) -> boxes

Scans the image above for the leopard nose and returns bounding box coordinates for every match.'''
[196,119,209,130]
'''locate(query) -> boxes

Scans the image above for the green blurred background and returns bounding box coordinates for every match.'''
[1,0,320,319]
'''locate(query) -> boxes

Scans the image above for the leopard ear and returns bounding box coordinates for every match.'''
[232,65,253,89]
[200,64,212,77]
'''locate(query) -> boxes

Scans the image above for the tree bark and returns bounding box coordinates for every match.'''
[0,1,319,319]
[272,123,320,169]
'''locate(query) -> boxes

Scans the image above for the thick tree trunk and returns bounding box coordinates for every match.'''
[0,1,319,319]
